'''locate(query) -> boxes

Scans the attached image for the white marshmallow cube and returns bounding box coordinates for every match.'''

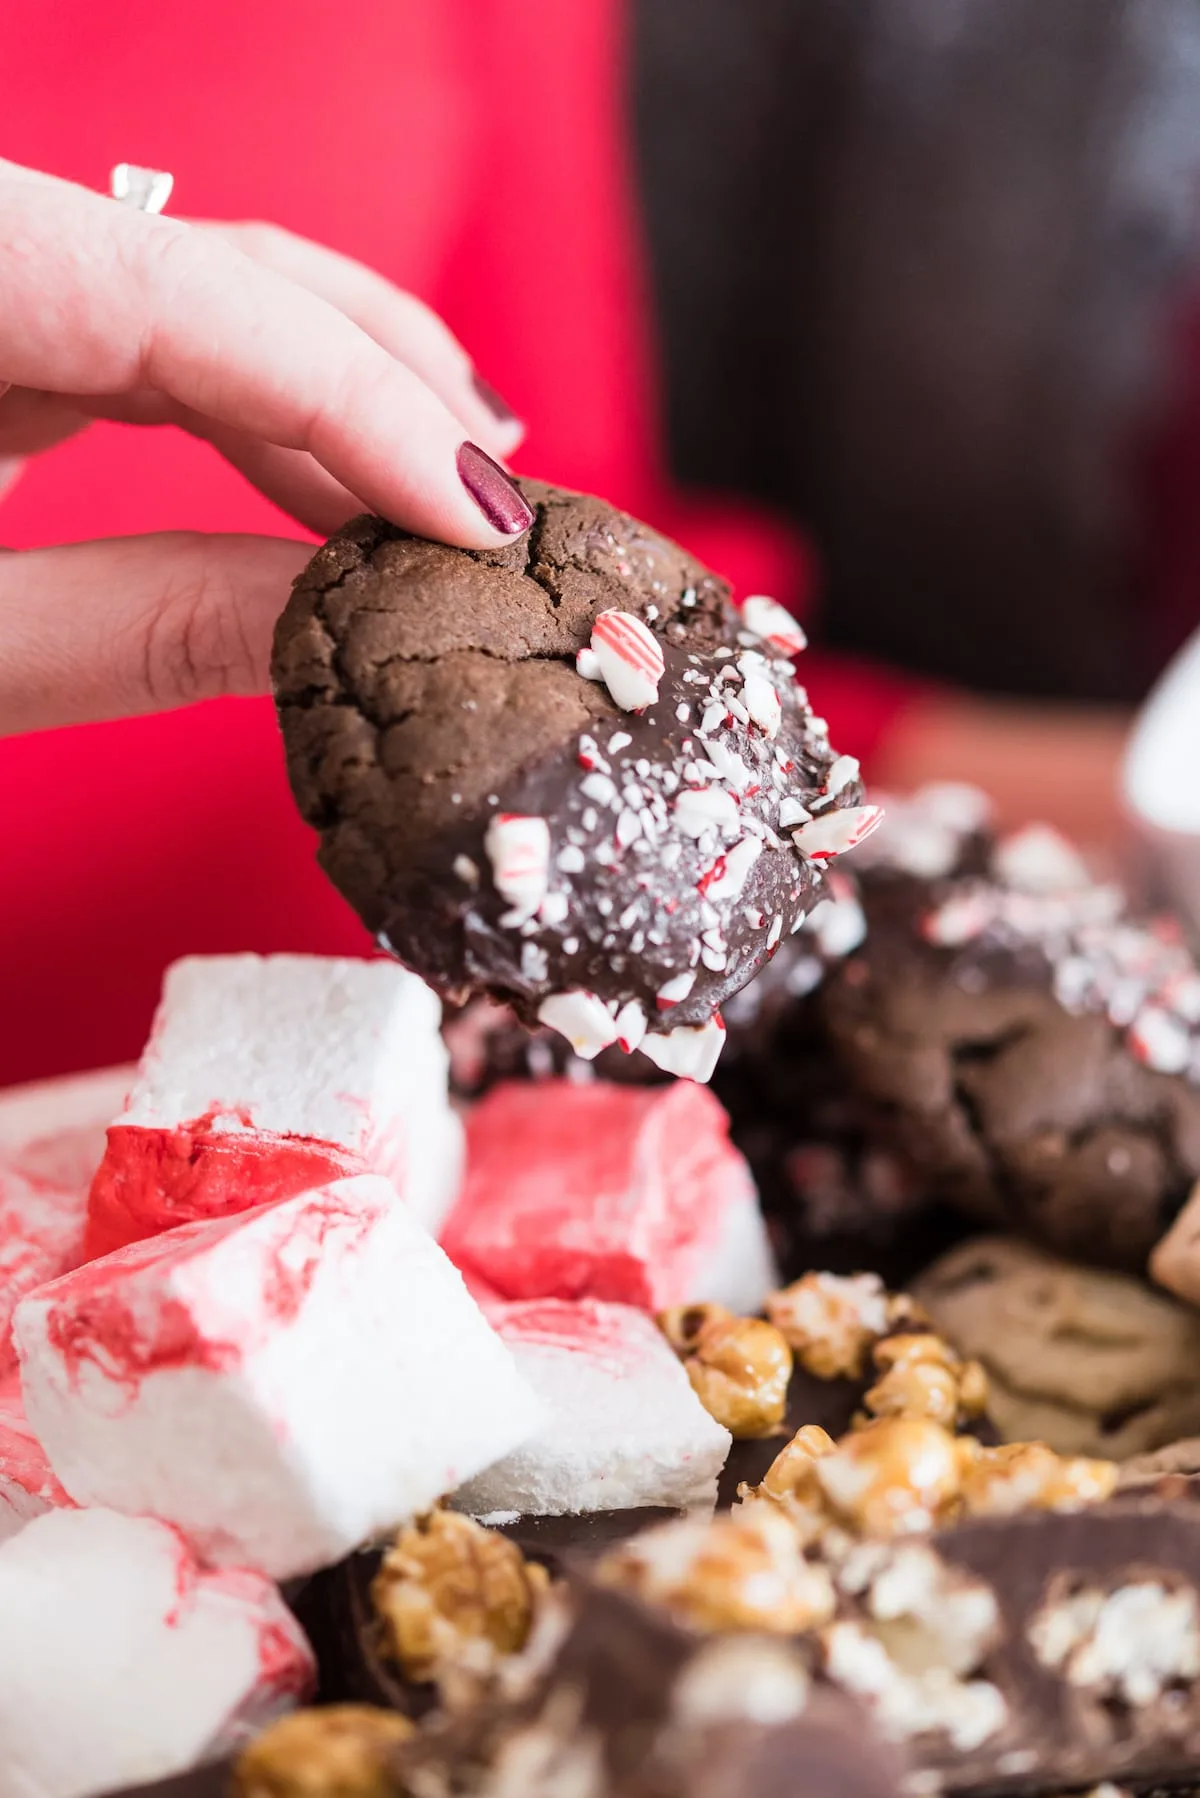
[441,1079,776,1313]
[453,1299,731,1517]
[0,1375,68,1543]
[0,1507,313,1798]
[0,1161,88,1376]
[16,1175,544,1579]
[85,954,462,1257]
[0,1063,135,1189]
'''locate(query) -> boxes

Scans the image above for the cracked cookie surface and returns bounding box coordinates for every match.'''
[273,481,865,1074]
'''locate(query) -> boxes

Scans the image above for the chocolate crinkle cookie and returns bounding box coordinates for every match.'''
[709,782,1200,1276]
[272,482,873,1083]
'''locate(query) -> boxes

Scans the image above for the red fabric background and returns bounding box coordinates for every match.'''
[5,0,1186,1084]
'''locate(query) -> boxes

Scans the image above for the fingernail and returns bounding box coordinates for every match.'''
[457,442,534,536]
[471,370,521,428]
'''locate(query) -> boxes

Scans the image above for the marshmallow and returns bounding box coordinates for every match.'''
[84,954,462,1258]
[454,1299,731,1517]
[0,1375,68,1543]
[0,1064,135,1189]
[16,1175,543,1579]
[0,1161,88,1376]
[0,1508,312,1798]
[440,1081,776,1313]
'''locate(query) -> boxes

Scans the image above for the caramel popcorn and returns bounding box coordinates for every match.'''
[767,1271,889,1379]
[958,1441,1118,1519]
[599,1506,836,1634]
[657,1302,793,1437]
[371,1509,549,1684]
[234,1705,414,1798]
[814,1417,973,1538]
[861,1332,989,1431]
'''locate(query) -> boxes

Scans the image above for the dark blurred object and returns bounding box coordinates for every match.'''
[634,0,1200,701]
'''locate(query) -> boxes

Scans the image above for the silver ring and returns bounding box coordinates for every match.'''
[109,164,174,215]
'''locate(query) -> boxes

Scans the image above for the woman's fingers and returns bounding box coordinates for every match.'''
[0,533,312,735]
[199,220,523,456]
[0,167,532,546]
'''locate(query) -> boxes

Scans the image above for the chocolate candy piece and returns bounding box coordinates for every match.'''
[95,1769,233,1798]
[392,1577,902,1798]
[932,1496,1200,1792]
[294,1512,684,1712]
[273,484,866,1075]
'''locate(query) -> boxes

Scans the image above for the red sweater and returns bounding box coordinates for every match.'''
[0,0,1187,1082]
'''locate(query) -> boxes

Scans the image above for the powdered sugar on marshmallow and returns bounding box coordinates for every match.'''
[0,1064,134,1190]
[441,1080,774,1312]
[590,610,665,711]
[85,954,462,1255]
[453,1300,731,1517]
[17,1175,543,1578]
[0,1376,68,1543]
[0,1508,312,1798]
[0,1162,88,1377]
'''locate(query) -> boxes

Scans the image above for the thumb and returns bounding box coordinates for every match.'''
[0,533,311,736]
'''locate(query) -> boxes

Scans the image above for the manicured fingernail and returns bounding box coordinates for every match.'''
[471,370,521,428]
[457,442,534,536]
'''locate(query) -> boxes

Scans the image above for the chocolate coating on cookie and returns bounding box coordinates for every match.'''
[273,483,866,1074]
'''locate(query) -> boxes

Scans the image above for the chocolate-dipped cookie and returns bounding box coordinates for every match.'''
[819,805,1200,1271]
[272,483,872,1080]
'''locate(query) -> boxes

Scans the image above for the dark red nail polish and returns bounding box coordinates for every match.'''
[471,370,521,427]
[457,442,534,536]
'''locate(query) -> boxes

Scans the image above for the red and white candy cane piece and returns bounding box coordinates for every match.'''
[1128,1005,1192,1075]
[590,610,665,711]
[920,888,997,948]
[740,596,807,657]
[639,1016,727,1083]
[791,804,885,861]
[741,672,782,738]
[675,786,739,839]
[703,835,763,902]
[484,813,551,916]
[537,990,620,1059]
[656,970,696,1010]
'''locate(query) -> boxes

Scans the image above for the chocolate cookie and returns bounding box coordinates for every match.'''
[819,807,1200,1270]
[272,484,870,1080]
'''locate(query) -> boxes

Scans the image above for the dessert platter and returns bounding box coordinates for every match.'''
[6,485,1200,1798]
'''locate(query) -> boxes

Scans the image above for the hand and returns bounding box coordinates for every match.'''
[0,159,532,736]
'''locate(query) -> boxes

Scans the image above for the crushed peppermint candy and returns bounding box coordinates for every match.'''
[657,971,697,1009]
[590,609,665,711]
[740,596,808,657]
[537,991,619,1059]
[741,671,783,738]
[703,836,764,902]
[638,1016,727,1083]
[792,805,885,862]
[991,823,1091,896]
[576,646,603,681]
[484,814,550,916]
[675,786,740,838]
